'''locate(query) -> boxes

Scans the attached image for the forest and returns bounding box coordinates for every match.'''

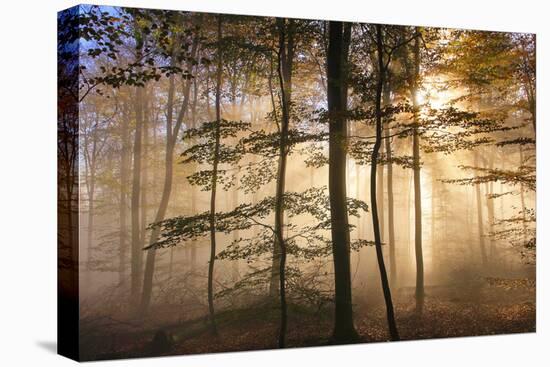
[57,5,536,360]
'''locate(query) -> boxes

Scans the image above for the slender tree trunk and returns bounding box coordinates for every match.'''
[139,31,199,314]
[383,81,396,286]
[140,96,174,314]
[230,182,240,280]
[273,18,293,348]
[474,152,487,266]
[268,57,282,297]
[269,20,294,303]
[230,90,241,281]
[412,126,423,313]
[431,171,437,271]
[140,141,183,304]
[327,21,358,343]
[207,16,223,335]
[230,184,240,280]
[131,70,144,307]
[466,186,474,262]
[83,122,97,286]
[519,147,528,242]
[485,157,495,259]
[355,164,362,239]
[371,25,399,341]
[65,165,76,277]
[119,108,130,285]
[487,180,495,257]
[529,96,536,134]
[140,93,149,262]
[82,130,93,290]
[377,145,384,241]
[86,165,95,281]
[407,170,412,267]
[190,189,197,270]
[84,112,105,290]
[190,77,199,272]
[410,32,424,314]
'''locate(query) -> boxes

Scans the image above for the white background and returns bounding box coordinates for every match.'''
[0,0,548,365]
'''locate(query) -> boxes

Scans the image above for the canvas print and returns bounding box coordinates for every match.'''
[57,4,536,361]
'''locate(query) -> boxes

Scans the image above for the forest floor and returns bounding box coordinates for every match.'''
[80,277,535,361]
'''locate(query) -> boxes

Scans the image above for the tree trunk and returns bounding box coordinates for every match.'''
[412,127,423,314]
[86,163,95,284]
[269,20,294,301]
[519,147,528,243]
[431,172,437,272]
[207,16,223,335]
[190,188,197,270]
[131,69,144,307]
[139,31,200,314]
[190,76,199,272]
[327,21,358,343]
[355,164,362,239]
[371,24,399,341]
[377,145,384,241]
[230,87,241,281]
[140,124,174,309]
[383,80,396,286]
[268,56,280,297]
[485,157,495,259]
[407,170,412,263]
[272,17,294,348]
[410,32,424,314]
[140,91,149,265]
[83,121,98,289]
[119,107,130,285]
[474,151,487,266]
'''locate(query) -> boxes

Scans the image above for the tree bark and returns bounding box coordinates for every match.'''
[86,162,95,284]
[327,21,358,343]
[383,80,396,286]
[267,56,280,294]
[230,81,242,282]
[410,31,424,314]
[273,17,293,348]
[371,24,400,341]
[377,144,384,241]
[83,117,98,288]
[474,151,487,266]
[131,52,144,306]
[207,15,223,335]
[190,76,199,272]
[139,29,200,314]
[355,164,362,239]
[485,157,495,258]
[431,172,437,270]
[140,89,149,267]
[270,20,294,301]
[119,106,130,284]
[519,147,528,243]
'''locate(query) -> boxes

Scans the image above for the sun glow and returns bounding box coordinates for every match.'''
[419,76,459,110]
